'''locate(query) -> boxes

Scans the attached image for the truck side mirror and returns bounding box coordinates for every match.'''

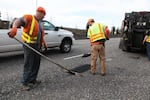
[55,27,59,31]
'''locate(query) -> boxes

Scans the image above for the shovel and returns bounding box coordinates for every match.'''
[13,37,83,77]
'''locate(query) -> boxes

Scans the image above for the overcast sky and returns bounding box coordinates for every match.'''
[0,0,150,29]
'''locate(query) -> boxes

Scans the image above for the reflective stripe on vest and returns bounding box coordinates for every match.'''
[146,36,150,43]
[21,16,37,43]
[88,23,106,43]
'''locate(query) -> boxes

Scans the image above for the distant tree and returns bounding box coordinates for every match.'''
[116,28,119,34]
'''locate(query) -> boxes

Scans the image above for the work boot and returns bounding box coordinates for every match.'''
[90,66,96,75]
[21,80,41,91]
[90,70,96,75]
[30,80,41,85]
[101,73,106,76]
[29,80,42,89]
[21,84,31,91]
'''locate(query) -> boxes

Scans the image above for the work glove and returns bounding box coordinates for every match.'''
[8,27,17,38]
[41,46,47,53]
[106,37,109,40]
[43,46,47,52]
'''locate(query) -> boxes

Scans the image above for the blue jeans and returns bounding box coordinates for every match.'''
[146,42,150,61]
[21,43,41,85]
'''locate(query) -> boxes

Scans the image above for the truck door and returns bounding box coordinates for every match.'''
[42,21,61,47]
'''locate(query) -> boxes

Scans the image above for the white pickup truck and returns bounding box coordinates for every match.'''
[0,20,75,55]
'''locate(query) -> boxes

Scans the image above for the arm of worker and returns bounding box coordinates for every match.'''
[105,26,110,40]
[143,30,150,45]
[8,18,26,38]
[41,28,48,52]
[43,38,48,51]
[143,35,148,45]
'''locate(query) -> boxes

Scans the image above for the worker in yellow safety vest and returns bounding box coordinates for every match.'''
[8,6,47,91]
[143,30,150,61]
[87,18,110,76]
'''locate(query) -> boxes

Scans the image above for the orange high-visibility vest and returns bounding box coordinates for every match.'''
[87,23,106,43]
[21,15,47,47]
[21,16,38,43]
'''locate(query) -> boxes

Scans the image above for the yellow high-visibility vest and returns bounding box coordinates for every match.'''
[87,23,106,43]
[21,16,37,43]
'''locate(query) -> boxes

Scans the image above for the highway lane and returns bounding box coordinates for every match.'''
[1,38,150,100]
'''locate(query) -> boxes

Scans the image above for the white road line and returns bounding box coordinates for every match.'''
[64,54,83,60]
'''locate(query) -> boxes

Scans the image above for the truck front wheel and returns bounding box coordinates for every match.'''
[60,40,72,53]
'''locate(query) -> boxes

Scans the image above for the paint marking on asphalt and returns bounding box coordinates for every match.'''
[64,54,83,60]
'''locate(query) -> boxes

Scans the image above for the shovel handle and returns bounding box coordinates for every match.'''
[13,37,83,76]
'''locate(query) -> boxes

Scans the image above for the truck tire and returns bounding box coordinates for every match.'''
[119,38,130,51]
[60,39,72,53]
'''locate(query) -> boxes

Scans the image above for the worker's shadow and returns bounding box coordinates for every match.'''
[70,64,90,73]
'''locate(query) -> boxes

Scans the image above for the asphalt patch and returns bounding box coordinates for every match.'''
[70,64,90,73]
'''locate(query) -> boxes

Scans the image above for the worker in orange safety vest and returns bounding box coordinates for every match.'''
[8,6,47,91]
[87,18,110,76]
